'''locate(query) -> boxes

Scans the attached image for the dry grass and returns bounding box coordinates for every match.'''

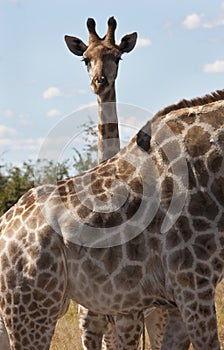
[51,281,224,350]
[50,302,82,350]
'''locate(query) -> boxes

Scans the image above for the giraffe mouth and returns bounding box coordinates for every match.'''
[91,79,109,95]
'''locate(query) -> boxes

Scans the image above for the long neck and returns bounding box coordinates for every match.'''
[97,83,120,163]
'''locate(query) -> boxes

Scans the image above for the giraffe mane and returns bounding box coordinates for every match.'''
[155,89,224,118]
[136,89,224,152]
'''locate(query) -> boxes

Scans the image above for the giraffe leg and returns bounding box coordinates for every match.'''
[161,309,190,350]
[102,321,117,350]
[114,312,143,350]
[0,236,68,350]
[144,307,168,350]
[0,314,10,350]
[3,314,57,350]
[174,289,220,350]
[92,308,168,350]
[1,287,67,350]
[79,305,108,350]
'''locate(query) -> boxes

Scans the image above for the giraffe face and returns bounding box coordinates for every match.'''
[82,44,121,95]
[64,17,137,96]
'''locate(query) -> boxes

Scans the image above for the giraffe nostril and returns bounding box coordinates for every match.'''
[94,76,106,85]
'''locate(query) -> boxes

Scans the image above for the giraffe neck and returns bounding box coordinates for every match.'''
[97,83,120,163]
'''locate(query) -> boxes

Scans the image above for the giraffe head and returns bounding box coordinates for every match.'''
[65,17,137,96]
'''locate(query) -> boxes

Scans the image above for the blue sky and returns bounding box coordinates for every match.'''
[1,0,224,166]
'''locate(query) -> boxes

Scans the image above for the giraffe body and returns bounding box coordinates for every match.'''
[1,92,224,349]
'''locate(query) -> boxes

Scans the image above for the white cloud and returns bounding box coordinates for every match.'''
[43,87,62,99]
[203,16,224,29]
[137,38,152,47]
[0,125,17,138]
[0,124,42,156]
[183,4,224,30]
[203,60,224,73]
[182,13,204,29]
[47,109,62,118]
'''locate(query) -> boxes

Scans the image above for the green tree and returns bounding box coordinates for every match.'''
[0,119,97,215]
[0,159,69,215]
[0,163,33,215]
[34,159,69,186]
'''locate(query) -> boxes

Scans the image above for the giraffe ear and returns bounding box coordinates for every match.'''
[64,35,87,56]
[118,32,137,54]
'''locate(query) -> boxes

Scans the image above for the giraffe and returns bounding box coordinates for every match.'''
[0,89,224,350]
[65,16,143,349]
[65,17,168,350]
[65,16,137,163]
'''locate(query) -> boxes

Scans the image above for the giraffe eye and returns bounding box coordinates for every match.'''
[82,57,90,66]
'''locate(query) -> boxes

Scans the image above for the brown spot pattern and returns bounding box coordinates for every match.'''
[193,218,211,231]
[211,176,224,206]
[207,150,223,173]
[98,123,119,139]
[91,179,104,194]
[185,126,211,157]
[166,120,184,135]
[114,266,142,290]
[126,236,147,261]
[189,191,219,220]
[161,176,173,209]
[175,216,193,242]
[116,159,135,181]
[129,177,143,194]
[168,248,194,271]
[194,159,209,187]
[77,205,91,219]
[177,272,195,288]
[218,131,224,148]
[166,230,181,249]
[200,109,224,129]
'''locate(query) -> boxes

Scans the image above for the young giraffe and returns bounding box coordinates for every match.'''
[66,16,142,349]
[0,90,224,350]
[65,17,168,350]
[65,16,136,163]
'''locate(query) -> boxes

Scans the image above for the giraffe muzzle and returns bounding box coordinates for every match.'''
[92,76,109,94]
[94,76,107,85]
